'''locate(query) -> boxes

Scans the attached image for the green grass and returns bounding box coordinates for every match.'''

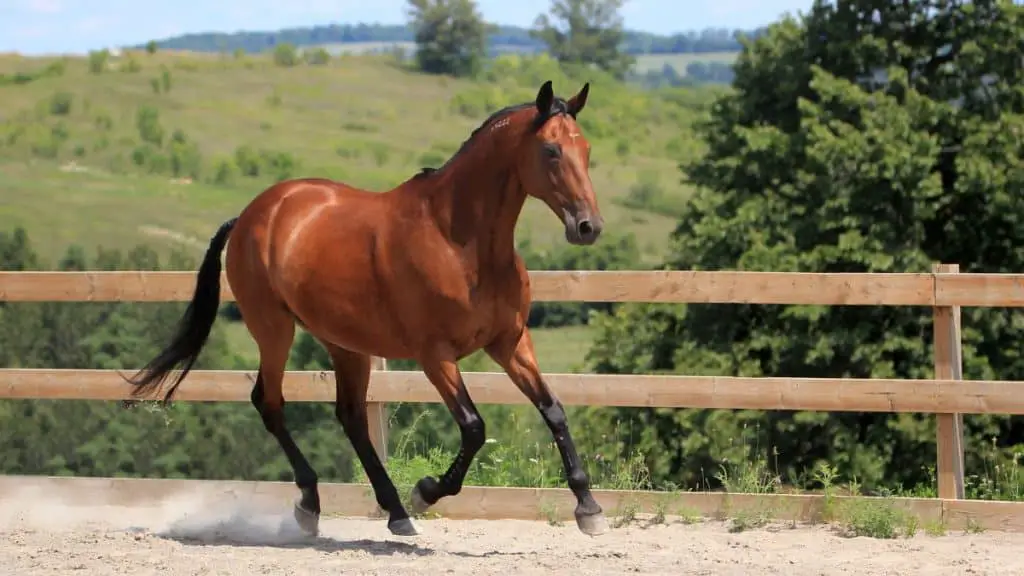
[633,51,738,74]
[0,50,703,266]
[0,159,240,264]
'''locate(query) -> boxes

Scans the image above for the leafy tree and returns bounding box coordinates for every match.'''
[406,0,492,77]
[531,0,636,79]
[586,0,1024,492]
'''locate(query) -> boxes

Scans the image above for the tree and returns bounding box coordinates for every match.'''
[586,0,1024,493]
[407,0,491,77]
[531,0,636,80]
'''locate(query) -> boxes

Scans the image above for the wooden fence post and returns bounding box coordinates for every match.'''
[933,262,964,500]
[367,357,389,465]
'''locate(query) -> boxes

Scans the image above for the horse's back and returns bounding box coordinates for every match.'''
[224,177,414,354]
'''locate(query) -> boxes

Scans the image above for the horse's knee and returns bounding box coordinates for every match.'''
[462,413,486,453]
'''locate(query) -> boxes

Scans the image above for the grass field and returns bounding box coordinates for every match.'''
[0,50,709,267]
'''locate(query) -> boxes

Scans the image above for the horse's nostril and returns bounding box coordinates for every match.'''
[578,220,593,237]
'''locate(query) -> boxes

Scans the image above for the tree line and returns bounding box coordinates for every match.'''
[136,0,758,83]
[140,21,763,58]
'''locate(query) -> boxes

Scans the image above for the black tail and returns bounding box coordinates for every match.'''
[124,217,238,404]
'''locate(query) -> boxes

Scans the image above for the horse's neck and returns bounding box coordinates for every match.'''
[429,157,525,265]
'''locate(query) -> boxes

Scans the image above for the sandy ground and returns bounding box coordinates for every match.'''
[1,487,1023,576]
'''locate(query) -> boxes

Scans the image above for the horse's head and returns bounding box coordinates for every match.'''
[517,80,603,246]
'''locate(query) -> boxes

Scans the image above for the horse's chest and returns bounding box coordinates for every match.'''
[433,273,513,349]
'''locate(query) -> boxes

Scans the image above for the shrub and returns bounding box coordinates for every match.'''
[168,130,202,179]
[49,92,73,116]
[88,50,109,74]
[212,158,238,185]
[273,44,299,67]
[304,48,330,66]
[234,145,262,177]
[135,105,164,146]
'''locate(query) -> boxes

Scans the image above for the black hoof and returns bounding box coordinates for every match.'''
[410,476,441,514]
[388,517,421,536]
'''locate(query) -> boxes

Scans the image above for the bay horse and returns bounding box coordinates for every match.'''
[124,80,608,538]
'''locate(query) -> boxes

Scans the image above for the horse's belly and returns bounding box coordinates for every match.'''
[287,275,415,358]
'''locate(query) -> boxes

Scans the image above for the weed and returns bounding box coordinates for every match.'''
[538,498,563,526]
[924,518,947,536]
[964,517,985,534]
[835,493,916,539]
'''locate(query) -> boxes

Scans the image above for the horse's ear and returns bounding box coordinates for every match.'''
[535,80,554,115]
[567,82,590,118]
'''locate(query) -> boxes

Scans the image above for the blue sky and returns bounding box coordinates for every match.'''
[2,0,814,55]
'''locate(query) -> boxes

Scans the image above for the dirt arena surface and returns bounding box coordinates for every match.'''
[1,487,1023,576]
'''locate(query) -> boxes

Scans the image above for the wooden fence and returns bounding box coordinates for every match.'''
[2,266,1024,529]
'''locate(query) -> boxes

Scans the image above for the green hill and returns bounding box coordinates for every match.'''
[0,48,721,267]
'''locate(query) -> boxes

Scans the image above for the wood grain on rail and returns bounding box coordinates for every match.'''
[0,270,941,305]
[3,368,1024,414]
[934,272,1024,307]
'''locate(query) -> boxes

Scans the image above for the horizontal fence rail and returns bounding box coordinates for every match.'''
[2,268,1024,524]
[3,368,1024,415]
[1,270,1023,306]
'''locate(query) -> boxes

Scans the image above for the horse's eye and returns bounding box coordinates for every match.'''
[543,143,562,160]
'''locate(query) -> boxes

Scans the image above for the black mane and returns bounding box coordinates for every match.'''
[411,96,570,180]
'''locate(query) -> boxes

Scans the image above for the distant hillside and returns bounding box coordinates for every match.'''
[138,23,765,57]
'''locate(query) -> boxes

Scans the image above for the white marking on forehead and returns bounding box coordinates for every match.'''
[490,118,511,132]
[568,132,581,142]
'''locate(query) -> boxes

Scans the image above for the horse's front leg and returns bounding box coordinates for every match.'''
[485,327,608,536]
[408,353,487,513]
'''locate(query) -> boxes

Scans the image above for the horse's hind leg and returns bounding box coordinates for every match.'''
[325,343,417,536]
[246,310,322,536]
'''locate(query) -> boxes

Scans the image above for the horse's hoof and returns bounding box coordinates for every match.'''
[409,484,431,515]
[576,511,609,536]
[293,502,320,537]
[388,517,421,536]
